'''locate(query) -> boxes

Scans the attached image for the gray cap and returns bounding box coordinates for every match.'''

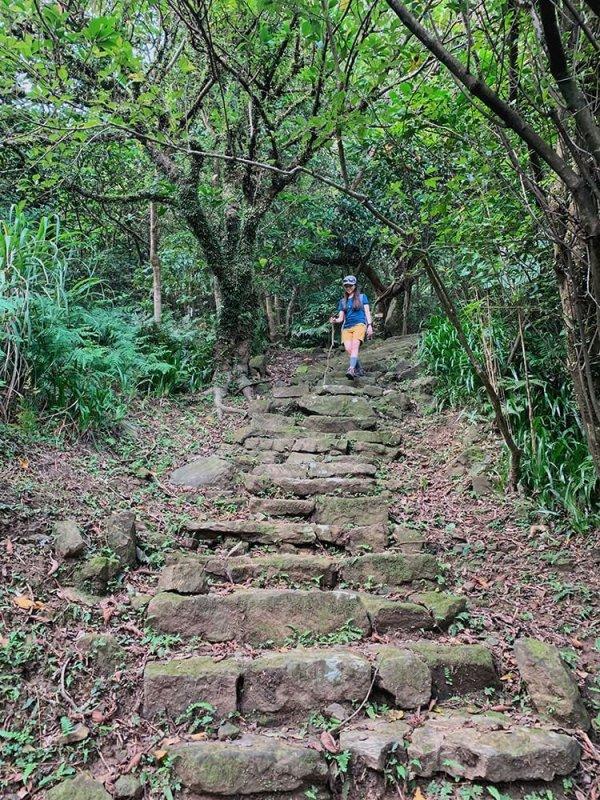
[342,275,357,285]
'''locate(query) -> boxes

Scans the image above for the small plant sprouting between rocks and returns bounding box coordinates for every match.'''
[176,701,216,735]
[384,742,422,793]
[284,619,364,648]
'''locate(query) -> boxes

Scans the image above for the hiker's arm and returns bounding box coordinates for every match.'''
[330,306,344,324]
[364,304,374,337]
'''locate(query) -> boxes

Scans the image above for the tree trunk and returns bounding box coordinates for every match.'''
[149,202,162,325]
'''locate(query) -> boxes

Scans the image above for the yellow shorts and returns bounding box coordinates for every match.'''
[341,324,367,344]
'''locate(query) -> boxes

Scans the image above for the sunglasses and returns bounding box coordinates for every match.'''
[343,283,355,287]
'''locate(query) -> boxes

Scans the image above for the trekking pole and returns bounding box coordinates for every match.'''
[322,321,336,387]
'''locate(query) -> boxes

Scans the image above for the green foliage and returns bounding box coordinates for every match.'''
[0,207,215,430]
[420,309,599,526]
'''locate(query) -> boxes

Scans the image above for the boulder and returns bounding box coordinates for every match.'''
[143,656,241,718]
[407,643,497,699]
[169,455,234,488]
[104,511,137,568]
[113,775,142,799]
[147,589,371,645]
[241,649,371,717]
[53,520,85,559]
[339,719,409,771]
[170,736,328,795]
[73,554,120,595]
[157,556,209,594]
[313,495,389,526]
[411,590,467,626]
[514,638,590,730]
[74,633,124,676]
[249,497,315,517]
[360,595,434,633]
[46,774,111,800]
[339,553,438,587]
[376,647,432,708]
[408,712,581,782]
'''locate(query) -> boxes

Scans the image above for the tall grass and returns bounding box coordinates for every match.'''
[0,206,214,430]
[419,310,598,528]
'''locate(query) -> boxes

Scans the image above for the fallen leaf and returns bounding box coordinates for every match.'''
[48,558,59,577]
[320,730,338,754]
[190,732,207,741]
[387,709,404,721]
[13,595,45,611]
[153,749,167,762]
[499,672,514,681]
[18,458,29,470]
[413,789,426,800]
[5,539,13,555]
[91,710,106,724]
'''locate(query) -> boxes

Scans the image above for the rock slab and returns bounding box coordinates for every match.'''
[171,736,328,794]
[514,637,590,730]
[408,713,581,782]
[169,455,233,488]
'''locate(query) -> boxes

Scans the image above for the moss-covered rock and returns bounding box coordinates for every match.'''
[514,637,590,730]
[73,554,120,595]
[412,590,467,626]
[408,711,581,782]
[46,774,110,800]
[104,511,137,568]
[75,633,124,676]
[170,735,328,794]
[143,656,241,718]
[147,588,370,645]
[313,495,390,526]
[376,647,432,708]
[53,520,85,559]
[407,642,497,699]
[359,595,434,633]
[340,553,438,587]
[241,649,371,718]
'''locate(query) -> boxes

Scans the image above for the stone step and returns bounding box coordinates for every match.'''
[296,393,376,419]
[242,462,377,496]
[147,588,371,645]
[146,587,465,645]
[340,712,580,783]
[143,642,497,721]
[183,518,390,553]
[249,497,315,516]
[164,715,580,797]
[158,551,439,592]
[168,735,329,798]
[242,430,401,463]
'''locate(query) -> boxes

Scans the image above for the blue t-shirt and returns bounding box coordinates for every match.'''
[338,293,369,328]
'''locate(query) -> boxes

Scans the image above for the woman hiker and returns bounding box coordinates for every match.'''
[329,275,373,379]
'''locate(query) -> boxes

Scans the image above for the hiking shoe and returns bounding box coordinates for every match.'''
[356,366,365,377]
[346,367,355,380]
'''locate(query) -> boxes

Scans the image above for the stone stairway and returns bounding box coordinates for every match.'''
[141,335,583,799]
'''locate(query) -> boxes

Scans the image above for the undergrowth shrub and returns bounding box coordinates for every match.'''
[420,308,598,528]
[0,206,214,430]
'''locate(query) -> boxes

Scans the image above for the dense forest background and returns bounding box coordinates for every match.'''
[1,0,599,526]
